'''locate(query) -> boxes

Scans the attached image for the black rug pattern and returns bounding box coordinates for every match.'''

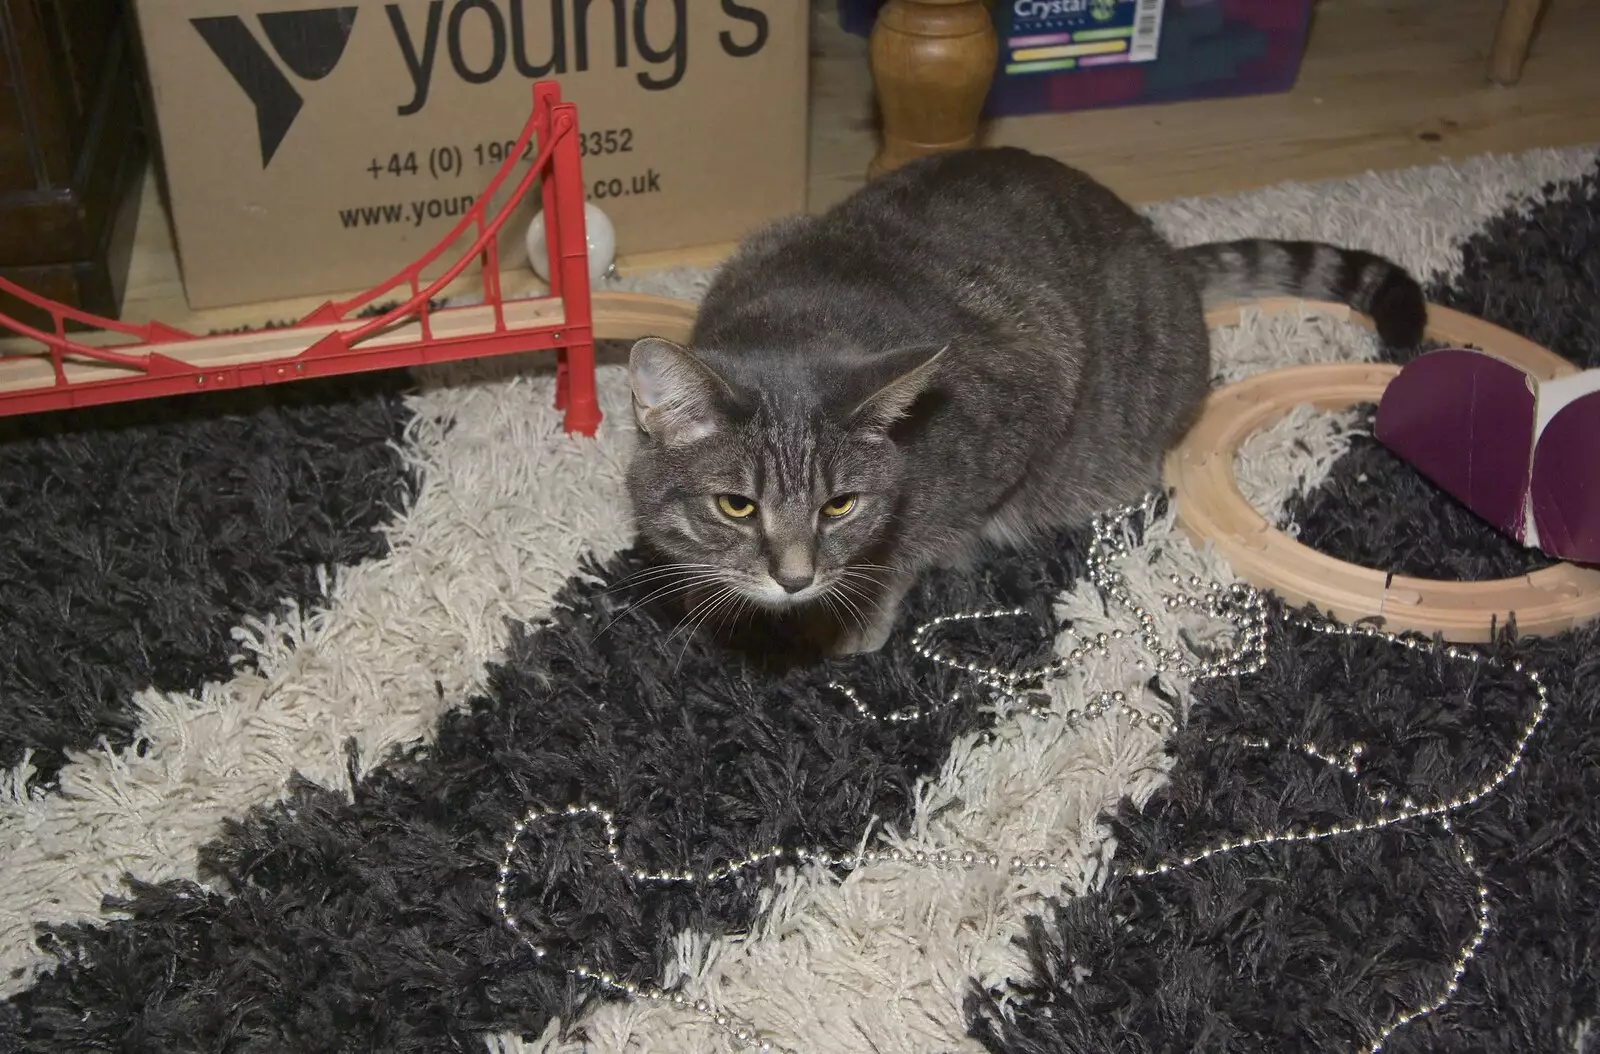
[0,375,415,792]
[2,160,1598,1053]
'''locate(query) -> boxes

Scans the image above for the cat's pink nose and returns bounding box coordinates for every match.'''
[773,571,814,594]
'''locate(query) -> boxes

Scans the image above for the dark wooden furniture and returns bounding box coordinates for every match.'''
[0,0,147,327]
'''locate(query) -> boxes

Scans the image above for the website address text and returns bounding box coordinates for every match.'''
[338,169,663,230]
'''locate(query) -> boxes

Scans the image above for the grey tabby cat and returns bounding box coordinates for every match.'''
[625,146,1424,655]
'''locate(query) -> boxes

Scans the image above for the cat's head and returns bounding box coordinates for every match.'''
[623,336,945,612]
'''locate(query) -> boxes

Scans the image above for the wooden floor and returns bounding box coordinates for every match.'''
[116,0,1600,337]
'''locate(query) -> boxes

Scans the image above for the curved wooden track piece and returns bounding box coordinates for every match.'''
[1167,298,1600,642]
[591,291,697,343]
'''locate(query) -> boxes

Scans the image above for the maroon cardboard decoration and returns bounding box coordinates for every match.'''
[1376,347,1600,565]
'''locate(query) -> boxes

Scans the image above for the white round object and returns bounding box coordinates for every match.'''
[525,202,616,285]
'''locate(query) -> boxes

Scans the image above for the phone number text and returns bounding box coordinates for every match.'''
[365,128,636,180]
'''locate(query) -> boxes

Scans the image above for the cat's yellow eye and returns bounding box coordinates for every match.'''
[821,494,857,518]
[717,494,757,519]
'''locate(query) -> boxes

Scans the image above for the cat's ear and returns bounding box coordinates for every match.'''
[849,345,948,432]
[629,337,731,445]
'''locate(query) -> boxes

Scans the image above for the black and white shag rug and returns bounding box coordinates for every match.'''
[2,144,1600,1054]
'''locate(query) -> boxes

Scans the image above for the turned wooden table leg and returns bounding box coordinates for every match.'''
[1489,0,1546,85]
[867,0,998,180]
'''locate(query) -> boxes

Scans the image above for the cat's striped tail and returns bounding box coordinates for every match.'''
[1179,239,1427,349]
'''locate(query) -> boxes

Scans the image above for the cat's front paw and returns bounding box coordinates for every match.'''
[828,614,898,655]
[820,572,915,655]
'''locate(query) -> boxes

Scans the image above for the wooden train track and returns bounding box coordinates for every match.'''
[592,292,696,343]
[1168,298,1600,642]
[0,291,697,395]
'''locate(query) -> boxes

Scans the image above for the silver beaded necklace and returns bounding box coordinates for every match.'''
[494,497,1549,1054]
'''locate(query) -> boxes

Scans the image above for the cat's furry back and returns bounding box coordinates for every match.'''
[624,147,1424,654]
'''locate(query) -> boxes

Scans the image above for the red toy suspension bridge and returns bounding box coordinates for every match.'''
[0,82,610,436]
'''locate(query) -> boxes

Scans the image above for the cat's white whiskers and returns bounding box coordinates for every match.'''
[604,562,718,589]
[628,572,729,606]
[601,562,723,595]
[709,591,754,643]
[836,567,893,590]
[669,585,745,673]
[662,586,727,648]
[823,579,870,633]
[825,582,876,639]
[816,591,855,641]
[594,571,736,641]
[671,581,748,642]
[624,571,733,607]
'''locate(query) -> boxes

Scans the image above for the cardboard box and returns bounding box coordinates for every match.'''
[131,1,809,309]
[983,0,1312,118]
[838,0,1311,119]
